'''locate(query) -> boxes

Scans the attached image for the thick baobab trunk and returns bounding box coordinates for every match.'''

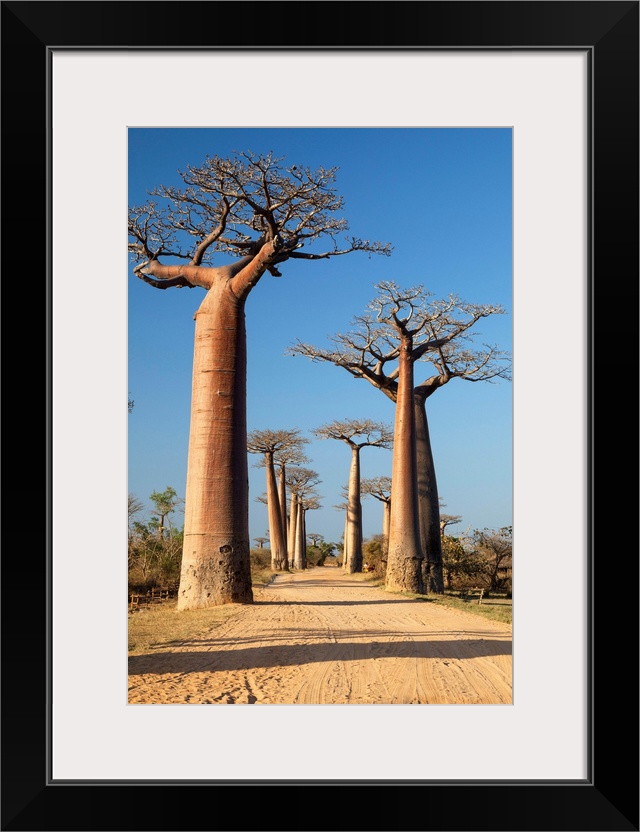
[265,451,288,571]
[385,334,424,594]
[344,446,363,573]
[414,392,444,594]
[178,282,253,609]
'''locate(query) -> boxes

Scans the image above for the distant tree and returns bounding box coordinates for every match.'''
[149,486,182,541]
[472,526,513,594]
[309,539,336,566]
[128,523,183,590]
[271,438,310,563]
[361,475,392,554]
[128,490,184,590]
[247,428,306,571]
[128,521,156,583]
[253,537,269,549]
[128,493,144,524]
[129,150,391,609]
[440,514,463,535]
[306,532,325,565]
[314,419,393,574]
[289,280,510,595]
[296,495,321,569]
[285,467,321,569]
[441,534,485,590]
[128,494,145,573]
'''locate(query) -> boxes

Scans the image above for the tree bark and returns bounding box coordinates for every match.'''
[301,507,308,570]
[382,500,391,556]
[177,281,253,609]
[344,446,363,573]
[174,242,281,609]
[294,500,306,569]
[278,465,289,562]
[414,391,445,594]
[265,451,287,571]
[288,493,298,567]
[342,513,349,571]
[385,333,424,594]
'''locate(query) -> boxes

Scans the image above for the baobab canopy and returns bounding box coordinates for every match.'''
[128,150,393,291]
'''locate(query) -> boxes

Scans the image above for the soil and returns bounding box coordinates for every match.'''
[128,566,512,705]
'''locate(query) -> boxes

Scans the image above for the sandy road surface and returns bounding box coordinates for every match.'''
[128,567,512,704]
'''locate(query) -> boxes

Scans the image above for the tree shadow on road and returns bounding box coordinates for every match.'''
[128,636,511,676]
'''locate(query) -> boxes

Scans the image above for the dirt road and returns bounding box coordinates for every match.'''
[128,566,512,704]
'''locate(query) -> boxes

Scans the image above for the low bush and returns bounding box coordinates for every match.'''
[250,548,277,587]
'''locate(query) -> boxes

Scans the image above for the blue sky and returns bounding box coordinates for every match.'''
[128,127,512,547]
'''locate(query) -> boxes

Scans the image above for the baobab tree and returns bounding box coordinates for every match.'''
[272,441,310,560]
[361,475,392,555]
[295,495,321,570]
[253,536,269,549]
[285,467,321,569]
[289,281,510,594]
[440,513,462,535]
[314,419,393,573]
[255,443,310,567]
[129,150,391,609]
[247,428,307,571]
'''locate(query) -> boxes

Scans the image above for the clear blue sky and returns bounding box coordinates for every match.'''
[128,127,512,547]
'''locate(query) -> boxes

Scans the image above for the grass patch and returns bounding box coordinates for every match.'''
[251,567,277,588]
[129,566,278,655]
[419,592,512,625]
[358,573,512,625]
[128,600,245,655]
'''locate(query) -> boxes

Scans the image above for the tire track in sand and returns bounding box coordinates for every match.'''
[128,567,512,705]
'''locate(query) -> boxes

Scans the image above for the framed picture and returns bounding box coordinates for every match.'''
[4,1,637,830]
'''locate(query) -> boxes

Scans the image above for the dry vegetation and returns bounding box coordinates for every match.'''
[128,547,277,654]
[128,602,239,655]
[358,571,512,624]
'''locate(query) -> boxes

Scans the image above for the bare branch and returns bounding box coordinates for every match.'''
[129,150,393,294]
[285,466,321,498]
[313,418,394,450]
[289,280,511,402]
[361,476,393,503]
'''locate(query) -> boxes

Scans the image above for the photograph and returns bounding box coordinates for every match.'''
[126,127,514,707]
[3,1,638,830]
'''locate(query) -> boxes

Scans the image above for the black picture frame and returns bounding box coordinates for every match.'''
[2,2,638,830]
